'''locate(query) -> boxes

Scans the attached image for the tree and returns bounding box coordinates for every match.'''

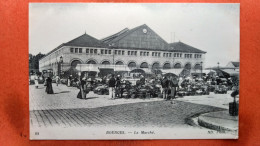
[29,52,45,73]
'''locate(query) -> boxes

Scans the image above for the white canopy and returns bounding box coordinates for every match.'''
[114,65,131,72]
[221,69,239,76]
[190,69,209,74]
[76,64,99,72]
[76,64,131,72]
[161,68,183,76]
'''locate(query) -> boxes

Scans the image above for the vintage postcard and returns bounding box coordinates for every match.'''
[29,3,240,139]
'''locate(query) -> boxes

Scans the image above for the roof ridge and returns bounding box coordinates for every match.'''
[145,25,169,46]
[101,28,129,43]
[110,24,147,43]
[65,33,86,44]
[169,41,206,53]
[39,43,65,61]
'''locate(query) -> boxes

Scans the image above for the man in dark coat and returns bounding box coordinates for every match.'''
[140,75,145,86]
[77,77,87,99]
[108,74,116,99]
[115,75,123,98]
[45,76,54,94]
[168,76,178,100]
[161,76,169,100]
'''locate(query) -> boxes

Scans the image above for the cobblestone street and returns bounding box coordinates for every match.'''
[30,100,225,128]
[29,84,232,128]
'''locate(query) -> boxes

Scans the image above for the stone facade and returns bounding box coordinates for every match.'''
[39,24,206,76]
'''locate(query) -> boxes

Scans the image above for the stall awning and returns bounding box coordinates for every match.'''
[142,68,153,74]
[76,64,131,72]
[221,69,239,76]
[114,65,131,72]
[190,69,208,74]
[76,64,99,72]
[162,68,183,76]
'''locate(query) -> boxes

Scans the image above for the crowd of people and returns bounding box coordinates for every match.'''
[30,71,239,101]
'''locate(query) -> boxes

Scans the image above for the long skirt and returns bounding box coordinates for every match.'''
[170,87,176,99]
[67,79,71,86]
[35,80,39,88]
[46,83,54,94]
[77,88,86,99]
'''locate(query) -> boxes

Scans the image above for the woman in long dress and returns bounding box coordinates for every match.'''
[34,75,39,89]
[77,77,87,99]
[45,76,54,94]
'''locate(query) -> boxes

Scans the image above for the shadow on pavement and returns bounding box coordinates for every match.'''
[78,97,99,100]
[36,87,45,89]
[54,91,70,94]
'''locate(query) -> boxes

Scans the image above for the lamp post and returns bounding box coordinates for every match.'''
[59,56,63,77]
[200,61,203,79]
[217,62,220,76]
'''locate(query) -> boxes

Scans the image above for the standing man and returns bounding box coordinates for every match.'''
[140,75,145,86]
[170,76,178,100]
[108,74,116,100]
[77,75,87,99]
[115,75,121,98]
[161,76,169,100]
[168,76,174,100]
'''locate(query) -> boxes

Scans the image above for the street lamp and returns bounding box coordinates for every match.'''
[59,56,63,77]
[217,62,220,76]
[200,61,203,79]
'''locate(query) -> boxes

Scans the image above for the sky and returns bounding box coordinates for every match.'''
[29,3,239,68]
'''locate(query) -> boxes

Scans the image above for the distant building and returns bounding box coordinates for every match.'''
[226,61,239,68]
[39,24,206,76]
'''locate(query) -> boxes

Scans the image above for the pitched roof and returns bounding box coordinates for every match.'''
[106,24,147,44]
[40,33,108,61]
[169,42,206,53]
[101,28,129,44]
[102,24,170,51]
[39,43,64,61]
[230,61,239,67]
[64,33,108,48]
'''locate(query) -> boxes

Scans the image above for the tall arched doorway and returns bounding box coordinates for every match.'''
[71,60,82,68]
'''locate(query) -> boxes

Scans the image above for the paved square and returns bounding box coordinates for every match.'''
[30,83,233,129]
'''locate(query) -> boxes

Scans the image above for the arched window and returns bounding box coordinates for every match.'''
[163,63,171,69]
[86,60,97,64]
[115,61,124,65]
[152,62,160,69]
[102,61,110,65]
[194,64,202,70]
[71,60,82,68]
[128,62,136,68]
[140,62,148,68]
[174,63,181,69]
[184,63,191,70]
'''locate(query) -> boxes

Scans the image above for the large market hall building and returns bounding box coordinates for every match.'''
[39,24,206,77]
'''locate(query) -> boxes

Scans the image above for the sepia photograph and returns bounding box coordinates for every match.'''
[29,3,240,139]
